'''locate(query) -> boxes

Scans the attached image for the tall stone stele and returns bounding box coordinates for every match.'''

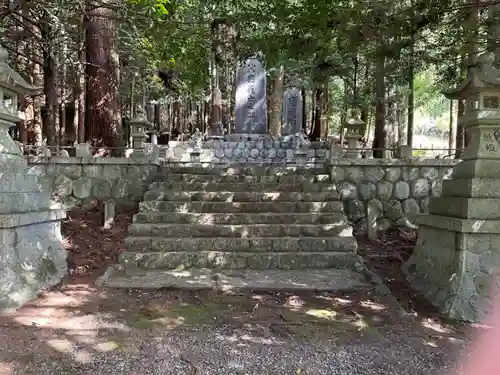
[402,52,500,322]
[0,47,67,311]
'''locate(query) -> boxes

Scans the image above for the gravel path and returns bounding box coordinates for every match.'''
[1,326,464,375]
[0,280,468,375]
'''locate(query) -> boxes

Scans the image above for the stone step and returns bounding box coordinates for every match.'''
[124,236,357,253]
[149,181,337,193]
[159,173,331,184]
[160,166,327,176]
[138,201,345,214]
[118,251,362,270]
[133,212,348,225]
[128,223,352,238]
[97,268,371,292]
[143,190,341,202]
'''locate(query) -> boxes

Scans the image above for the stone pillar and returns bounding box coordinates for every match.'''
[396,145,413,159]
[0,47,67,312]
[402,52,500,322]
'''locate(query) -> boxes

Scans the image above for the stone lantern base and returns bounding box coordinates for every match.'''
[0,156,67,312]
[402,156,500,322]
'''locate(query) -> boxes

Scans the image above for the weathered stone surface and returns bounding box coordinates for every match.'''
[393,181,410,200]
[412,178,430,198]
[377,180,393,200]
[53,174,73,197]
[73,177,92,199]
[402,225,500,322]
[338,181,358,199]
[346,199,365,221]
[402,198,420,217]
[383,200,403,220]
[358,181,376,200]
[27,159,159,209]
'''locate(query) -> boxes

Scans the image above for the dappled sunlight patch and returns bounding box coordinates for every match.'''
[359,301,387,311]
[420,318,453,334]
[305,309,338,320]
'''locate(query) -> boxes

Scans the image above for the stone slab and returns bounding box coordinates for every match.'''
[128,223,352,238]
[133,212,348,225]
[150,181,338,193]
[118,251,362,270]
[429,197,500,219]
[415,214,500,233]
[163,173,330,184]
[125,236,358,253]
[138,201,345,214]
[97,267,371,292]
[0,173,44,193]
[442,177,500,198]
[143,190,341,202]
[160,166,326,176]
[0,209,66,228]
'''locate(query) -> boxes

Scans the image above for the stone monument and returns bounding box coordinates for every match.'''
[402,52,500,322]
[282,87,303,135]
[234,57,267,137]
[0,46,67,311]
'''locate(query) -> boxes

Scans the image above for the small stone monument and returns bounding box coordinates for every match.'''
[343,114,365,159]
[234,57,267,136]
[190,128,203,162]
[282,88,303,135]
[75,143,92,158]
[0,46,67,311]
[402,52,500,322]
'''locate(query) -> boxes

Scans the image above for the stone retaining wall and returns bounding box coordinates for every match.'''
[165,139,330,165]
[27,157,159,209]
[27,155,459,231]
[329,159,459,230]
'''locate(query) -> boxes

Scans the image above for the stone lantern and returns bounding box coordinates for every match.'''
[0,49,38,165]
[402,52,500,322]
[128,106,149,150]
[0,46,67,312]
[343,113,366,159]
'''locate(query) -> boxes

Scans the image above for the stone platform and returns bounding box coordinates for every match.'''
[163,137,329,166]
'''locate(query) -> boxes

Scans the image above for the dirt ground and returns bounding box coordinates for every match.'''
[0,206,478,374]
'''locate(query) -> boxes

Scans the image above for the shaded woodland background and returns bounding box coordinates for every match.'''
[1,0,498,157]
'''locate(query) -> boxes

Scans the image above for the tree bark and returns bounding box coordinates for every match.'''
[373,49,387,158]
[85,0,122,148]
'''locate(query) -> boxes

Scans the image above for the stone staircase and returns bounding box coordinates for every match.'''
[98,165,366,291]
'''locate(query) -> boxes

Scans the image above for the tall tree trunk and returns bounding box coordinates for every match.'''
[85,0,122,148]
[301,87,307,131]
[407,37,414,147]
[41,14,57,146]
[373,50,386,158]
[269,65,284,137]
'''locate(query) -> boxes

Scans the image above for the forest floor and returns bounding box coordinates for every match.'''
[0,205,478,374]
